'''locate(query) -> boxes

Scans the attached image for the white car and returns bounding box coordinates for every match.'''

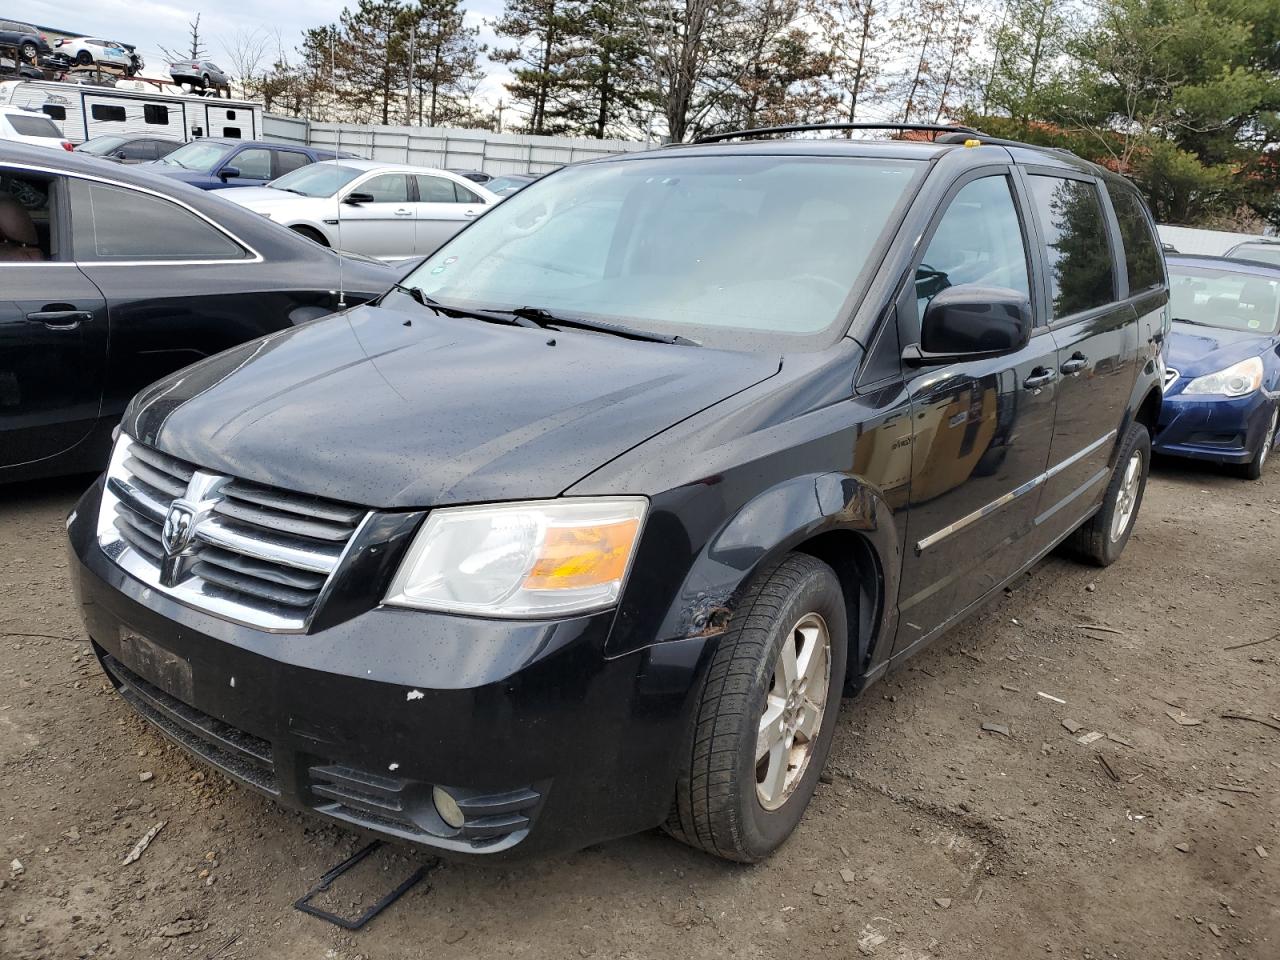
[0,106,71,151]
[52,37,132,71]
[221,159,497,259]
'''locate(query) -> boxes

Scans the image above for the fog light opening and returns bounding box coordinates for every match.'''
[433,786,465,829]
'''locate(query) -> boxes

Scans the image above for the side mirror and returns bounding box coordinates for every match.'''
[343,192,374,205]
[218,165,240,181]
[903,285,1032,367]
[114,150,127,160]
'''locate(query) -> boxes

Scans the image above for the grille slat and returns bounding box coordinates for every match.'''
[214,497,354,542]
[99,437,367,632]
[122,454,188,500]
[190,560,319,609]
[220,480,365,525]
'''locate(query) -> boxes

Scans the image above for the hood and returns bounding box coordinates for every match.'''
[124,301,780,508]
[218,186,288,205]
[144,165,212,185]
[1167,321,1277,379]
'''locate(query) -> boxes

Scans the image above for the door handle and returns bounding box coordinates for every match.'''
[1060,353,1089,375]
[393,209,413,217]
[1023,368,1056,390]
[26,309,94,328]
[463,209,478,217]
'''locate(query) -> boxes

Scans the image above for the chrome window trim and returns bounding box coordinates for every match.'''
[915,429,1118,553]
[0,160,265,266]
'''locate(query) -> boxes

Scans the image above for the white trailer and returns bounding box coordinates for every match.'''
[0,79,262,144]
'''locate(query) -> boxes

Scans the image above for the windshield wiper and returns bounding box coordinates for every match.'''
[386,285,539,328]
[507,306,700,345]
[274,186,306,195]
[1172,316,1215,328]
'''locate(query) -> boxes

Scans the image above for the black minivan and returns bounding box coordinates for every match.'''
[67,125,1169,862]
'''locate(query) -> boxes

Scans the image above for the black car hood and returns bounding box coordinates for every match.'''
[125,301,780,508]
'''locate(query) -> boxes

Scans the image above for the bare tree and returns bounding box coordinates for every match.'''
[159,13,208,64]
[222,27,273,100]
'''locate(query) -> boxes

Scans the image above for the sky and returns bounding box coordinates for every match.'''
[20,0,514,108]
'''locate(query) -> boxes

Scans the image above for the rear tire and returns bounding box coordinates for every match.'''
[1237,404,1277,481]
[665,553,848,862]
[1066,421,1150,566]
[290,225,330,247]
[76,50,93,65]
[20,41,36,63]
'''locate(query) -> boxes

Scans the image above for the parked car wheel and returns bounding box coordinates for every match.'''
[1066,421,1150,566]
[666,553,848,862]
[290,225,329,247]
[20,41,36,63]
[1238,405,1277,481]
[76,50,93,65]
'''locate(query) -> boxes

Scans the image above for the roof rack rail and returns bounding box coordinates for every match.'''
[693,122,983,144]
[933,131,1076,155]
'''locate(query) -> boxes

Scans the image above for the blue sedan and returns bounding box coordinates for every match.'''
[1156,255,1280,479]
[143,139,355,190]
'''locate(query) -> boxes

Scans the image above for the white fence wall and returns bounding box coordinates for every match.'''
[1157,224,1272,256]
[262,115,654,173]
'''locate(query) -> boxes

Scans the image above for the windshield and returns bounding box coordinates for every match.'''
[156,141,228,171]
[1170,263,1280,335]
[77,135,128,154]
[401,154,923,350]
[268,162,363,197]
[1227,242,1280,267]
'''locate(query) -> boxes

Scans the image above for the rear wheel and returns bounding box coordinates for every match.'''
[20,41,36,63]
[1238,404,1277,481]
[1066,421,1150,566]
[665,553,848,862]
[76,50,93,65]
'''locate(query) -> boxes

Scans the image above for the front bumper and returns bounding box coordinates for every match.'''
[69,479,712,859]
[1153,388,1273,464]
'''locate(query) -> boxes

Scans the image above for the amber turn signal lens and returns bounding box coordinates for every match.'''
[524,518,641,590]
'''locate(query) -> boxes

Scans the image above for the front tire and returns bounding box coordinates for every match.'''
[20,41,36,63]
[76,50,93,65]
[1066,421,1150,566]
[665,553,848,862]
[1238,405,1277,481]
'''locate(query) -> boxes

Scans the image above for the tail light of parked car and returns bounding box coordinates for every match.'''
[61,141,73,152]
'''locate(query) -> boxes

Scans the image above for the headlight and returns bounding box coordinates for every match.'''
[1183,356,1264,397]
[384,498,647,617]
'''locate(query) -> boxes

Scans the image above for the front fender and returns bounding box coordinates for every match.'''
[606,472,900,675]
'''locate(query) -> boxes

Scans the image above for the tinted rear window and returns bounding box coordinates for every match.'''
[1027,175,1117,318]
[8,114,62,137]
[1106,184,1164,293]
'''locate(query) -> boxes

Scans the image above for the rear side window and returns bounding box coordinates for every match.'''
[274,150,309,176]
[916,175,1031,316]
[1106,185,1164,293]
[1026,175,1117,318]
[7,115,62,137]
[415,175,458,203]
[69,180,246,261]
[91,104,126,123]
[143,104,169,125]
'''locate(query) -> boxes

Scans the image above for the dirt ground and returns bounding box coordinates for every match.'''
[1,458,1276,960]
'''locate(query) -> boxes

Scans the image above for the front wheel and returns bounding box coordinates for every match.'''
[76,50,93,65]
[665,553,848,862]
[20,41,37,63]
[1238,404,1277,481]
[1066,421,1150,566]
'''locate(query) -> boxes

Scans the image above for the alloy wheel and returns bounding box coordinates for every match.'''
[1110,450,1143,542]
[756,612,831,810]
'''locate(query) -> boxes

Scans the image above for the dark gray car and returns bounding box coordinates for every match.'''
[0,20,50,63]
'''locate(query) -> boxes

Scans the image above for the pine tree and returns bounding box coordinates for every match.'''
[404,0,486,126]
[493,0,579,135]
[339,0,411,124]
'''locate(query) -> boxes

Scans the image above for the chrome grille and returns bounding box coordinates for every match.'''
[1163,366,1179,392]
[97,435,368,631]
